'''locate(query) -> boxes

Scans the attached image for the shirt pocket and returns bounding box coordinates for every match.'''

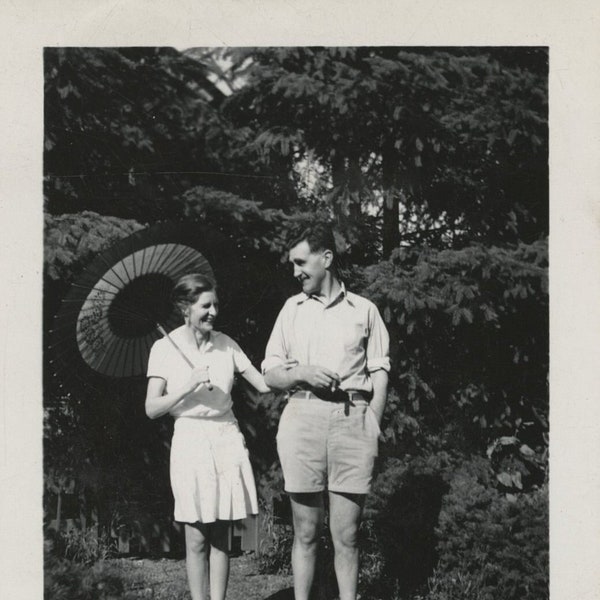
[342,316,368,352]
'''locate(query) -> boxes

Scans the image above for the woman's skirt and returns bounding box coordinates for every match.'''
[170,414,258,524]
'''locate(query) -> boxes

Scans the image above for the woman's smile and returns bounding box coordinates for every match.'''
[186,290,219,337]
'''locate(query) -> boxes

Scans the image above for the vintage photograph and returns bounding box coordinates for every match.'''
[42,46,548,600]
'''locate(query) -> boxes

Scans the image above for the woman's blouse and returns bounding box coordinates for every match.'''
[147,325,251,419]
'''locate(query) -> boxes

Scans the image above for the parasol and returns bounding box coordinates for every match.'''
[49,221,240,385]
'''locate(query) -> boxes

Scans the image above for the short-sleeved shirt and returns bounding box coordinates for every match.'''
[147,326,252,419]
[262,284,390,393]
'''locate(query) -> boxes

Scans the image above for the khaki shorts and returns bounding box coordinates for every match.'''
[276,395,380,495]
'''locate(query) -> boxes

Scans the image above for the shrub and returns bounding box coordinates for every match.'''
[359,453,452,599]
[57,528,116,565]
[356,454,547,600]
[257,523,294,576]
[44,553,127,600]
[431,459,548,600]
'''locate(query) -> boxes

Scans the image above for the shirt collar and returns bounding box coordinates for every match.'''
[178,327,217,351]
[297,282,353,308]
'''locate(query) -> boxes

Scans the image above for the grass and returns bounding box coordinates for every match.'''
[102,554,293,600]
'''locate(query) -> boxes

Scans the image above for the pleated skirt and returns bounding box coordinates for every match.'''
[170,414,258,524]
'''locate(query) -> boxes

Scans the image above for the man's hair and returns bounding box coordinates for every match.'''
[171,273,217,317]
[287,223,337,257]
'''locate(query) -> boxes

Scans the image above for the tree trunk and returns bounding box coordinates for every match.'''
[331,150,345,192]
[55,489,62,532]
[347,154,363,221]
[330,150,346,229]
[382,146,400,257]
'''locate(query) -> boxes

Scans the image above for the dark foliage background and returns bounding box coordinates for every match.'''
[44,46,548,599]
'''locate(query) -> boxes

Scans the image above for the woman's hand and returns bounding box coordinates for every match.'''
[186,366,211,393]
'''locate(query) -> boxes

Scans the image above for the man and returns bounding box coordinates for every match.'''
[262,224,390,600]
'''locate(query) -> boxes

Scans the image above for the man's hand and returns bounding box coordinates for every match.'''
[296,365,340,390]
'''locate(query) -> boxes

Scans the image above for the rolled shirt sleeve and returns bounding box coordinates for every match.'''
[366,303,391,373]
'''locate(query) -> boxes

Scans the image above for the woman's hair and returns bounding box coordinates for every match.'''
[171,273,217,318]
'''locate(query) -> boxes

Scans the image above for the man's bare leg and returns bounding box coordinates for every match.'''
[289,492,324,600]
[328,491,365,600]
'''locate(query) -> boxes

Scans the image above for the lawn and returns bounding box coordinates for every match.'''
[105,553,293,600]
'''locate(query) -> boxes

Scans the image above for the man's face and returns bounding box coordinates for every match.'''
[289,240,329,295]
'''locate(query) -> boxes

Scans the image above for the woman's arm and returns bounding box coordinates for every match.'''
[240,364,271,394]
[145,366,210,419]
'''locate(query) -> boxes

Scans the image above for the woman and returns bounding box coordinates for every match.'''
[145,273,270,600]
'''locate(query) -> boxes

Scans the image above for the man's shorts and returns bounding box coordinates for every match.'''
[276,394,381,495]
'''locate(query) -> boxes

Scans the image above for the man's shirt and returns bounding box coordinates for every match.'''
[262,284,390,393]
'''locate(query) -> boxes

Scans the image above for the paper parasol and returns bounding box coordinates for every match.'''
[50,221,239,383]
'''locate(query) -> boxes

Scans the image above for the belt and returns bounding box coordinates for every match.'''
[290,389,372,404]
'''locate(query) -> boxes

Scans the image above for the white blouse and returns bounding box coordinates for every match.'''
[147,325,251,419]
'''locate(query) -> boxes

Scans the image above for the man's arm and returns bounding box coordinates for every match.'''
[264,364,340,392]
[368,369,389,425]
[262,299,340,392]
[365,302,391,424]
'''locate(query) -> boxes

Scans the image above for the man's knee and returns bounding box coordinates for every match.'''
[294,520,321,547]
[331,521,359,550]
[293,509,322,547]
[290,493,323,548]
[329,491,364,549]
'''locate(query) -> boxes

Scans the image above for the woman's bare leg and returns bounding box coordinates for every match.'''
[208,520,231,600]
[184,523,210,600]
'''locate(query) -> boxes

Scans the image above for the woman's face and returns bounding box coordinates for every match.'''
[185,290,219,336]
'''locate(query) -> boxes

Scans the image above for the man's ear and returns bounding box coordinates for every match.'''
[322,249,334,268]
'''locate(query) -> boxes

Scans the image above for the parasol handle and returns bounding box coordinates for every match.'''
[156,323,213,391]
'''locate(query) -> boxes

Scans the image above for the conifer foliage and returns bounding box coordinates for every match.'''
[44,46,548,599]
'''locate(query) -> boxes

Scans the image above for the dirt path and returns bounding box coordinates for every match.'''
[110,553,293,600]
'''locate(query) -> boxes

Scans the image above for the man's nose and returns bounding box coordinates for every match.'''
[293,265,302,278]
